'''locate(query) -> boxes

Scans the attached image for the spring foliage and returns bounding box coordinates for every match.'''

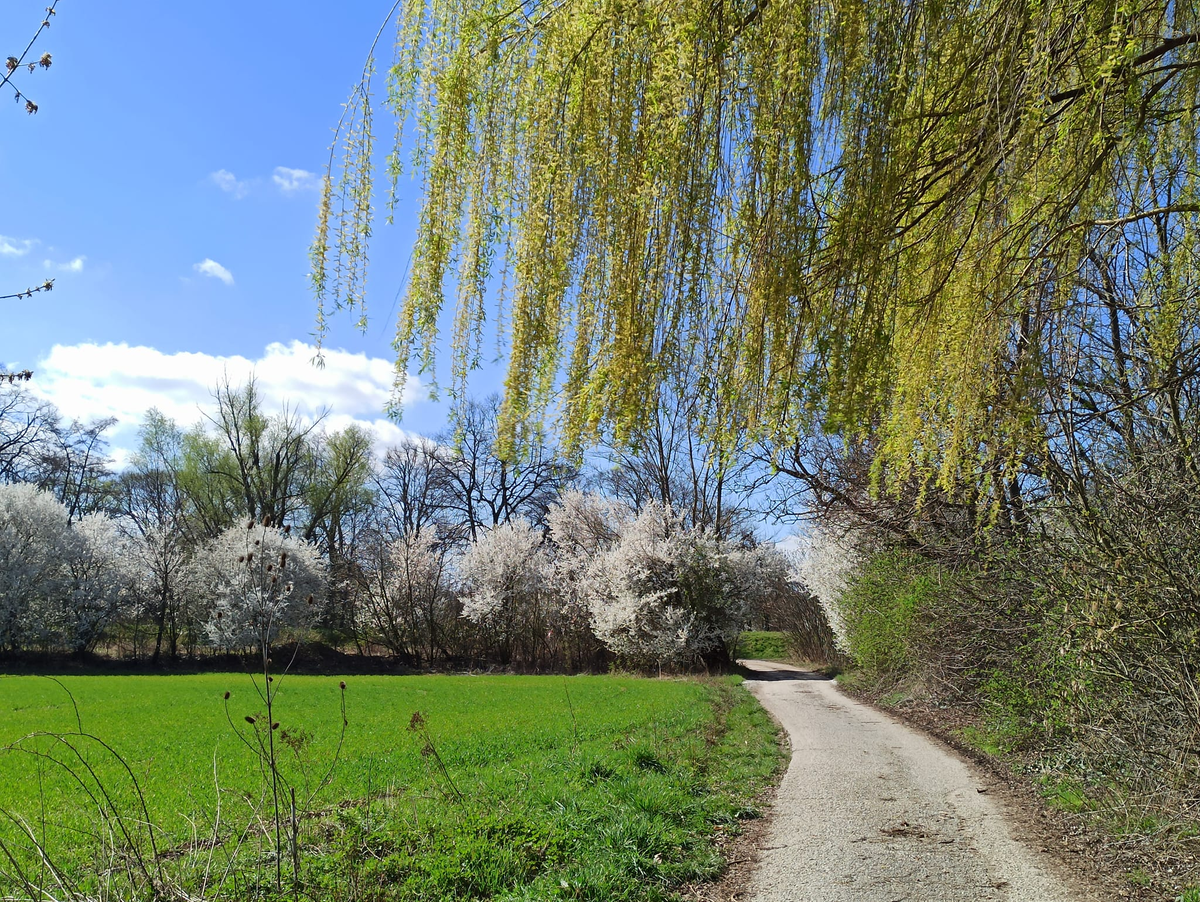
[315,0,1200,488]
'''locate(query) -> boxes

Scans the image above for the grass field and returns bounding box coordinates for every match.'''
[0,671,782,901]
[734,631,792,662]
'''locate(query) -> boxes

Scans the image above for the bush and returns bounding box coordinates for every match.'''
[838,551,942,678]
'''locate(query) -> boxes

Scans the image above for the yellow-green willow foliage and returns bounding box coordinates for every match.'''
[313,0,1200,489]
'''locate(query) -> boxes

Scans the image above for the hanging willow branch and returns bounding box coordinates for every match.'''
[313,0,1200,486]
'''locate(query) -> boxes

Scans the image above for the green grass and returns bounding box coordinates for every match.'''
[733,631,791,661]
[1037,774,1092,814]
[0,672,783,901]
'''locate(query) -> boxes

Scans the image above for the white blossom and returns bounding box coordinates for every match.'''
[0,483,75,650]
[56,514,132,653]
[579,502,756,667]
[194,522,326,651]
[456,519,552,631]
[792,524,861,650]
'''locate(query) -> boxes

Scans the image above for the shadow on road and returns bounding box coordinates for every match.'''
[735,661,834,682]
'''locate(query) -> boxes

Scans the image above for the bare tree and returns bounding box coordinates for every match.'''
[431,396,576,543]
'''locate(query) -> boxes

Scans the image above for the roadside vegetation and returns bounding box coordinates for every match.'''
[0,672,783,901]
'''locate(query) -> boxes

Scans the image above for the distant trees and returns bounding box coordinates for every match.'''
[0,378,806,672]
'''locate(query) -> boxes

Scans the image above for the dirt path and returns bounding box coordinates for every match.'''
[741,661,1101,902]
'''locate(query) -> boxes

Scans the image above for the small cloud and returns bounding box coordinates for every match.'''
[0,235,36,256]
[193,258,234,286]
[43,255,85,272]
[210,169,249,199]
[273,166,319,193]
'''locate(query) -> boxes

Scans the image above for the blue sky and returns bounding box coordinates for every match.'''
[1,0,492,462]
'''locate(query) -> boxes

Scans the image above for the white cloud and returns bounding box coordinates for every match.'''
[210,169,249,199]
[0,235,36,257]
[31,340,425,463]
[272,166,319,193]
[193,258,234,285]
[43,255,85,272]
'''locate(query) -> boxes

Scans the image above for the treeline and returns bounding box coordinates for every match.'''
[0,381,818,670]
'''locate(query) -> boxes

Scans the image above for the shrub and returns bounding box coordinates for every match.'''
[457,519,555,666]
[838,550,942,678]
[581,503,760,670]
[194,521,327,652]
[357,527,452,662]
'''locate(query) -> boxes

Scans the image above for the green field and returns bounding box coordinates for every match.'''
[0,671,782,901]
[734,631,792,662]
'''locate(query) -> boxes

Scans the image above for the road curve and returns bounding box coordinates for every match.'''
[741,660,1099,902]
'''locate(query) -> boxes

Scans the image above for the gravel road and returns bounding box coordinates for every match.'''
[741,661,1101,902]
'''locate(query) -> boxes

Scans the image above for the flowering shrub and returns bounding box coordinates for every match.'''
[0,484,132,653]
[194,522,326,651]
[793,525,861,651]
[580,502,759,669]
[457,519,553,665]
[357,528,451,660]
[57,513,132,653]
[0,483,76,650]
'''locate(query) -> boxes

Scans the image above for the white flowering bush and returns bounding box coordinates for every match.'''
[457,519,553,664]
[56,514,132,653]
[0,483,76,651]
[357,528,451,660]
[793,525,862,651]
[580,502,756,669]
[0,485,131,653]
[194,522,326,652]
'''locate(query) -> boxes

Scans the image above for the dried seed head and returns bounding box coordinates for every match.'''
[247,519,255,530]
[408,710,425,732]
[271,722,280,731]
[237,555,245,564]
[224,691,231,700]
[267,675,273,682]
[245,715,256,725]
[339,681,346,690]
[307,594,315,605]
[216,611,223,620]
[266,564,274,572]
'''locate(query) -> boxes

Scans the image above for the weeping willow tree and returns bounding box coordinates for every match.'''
[312,0,1200,498]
